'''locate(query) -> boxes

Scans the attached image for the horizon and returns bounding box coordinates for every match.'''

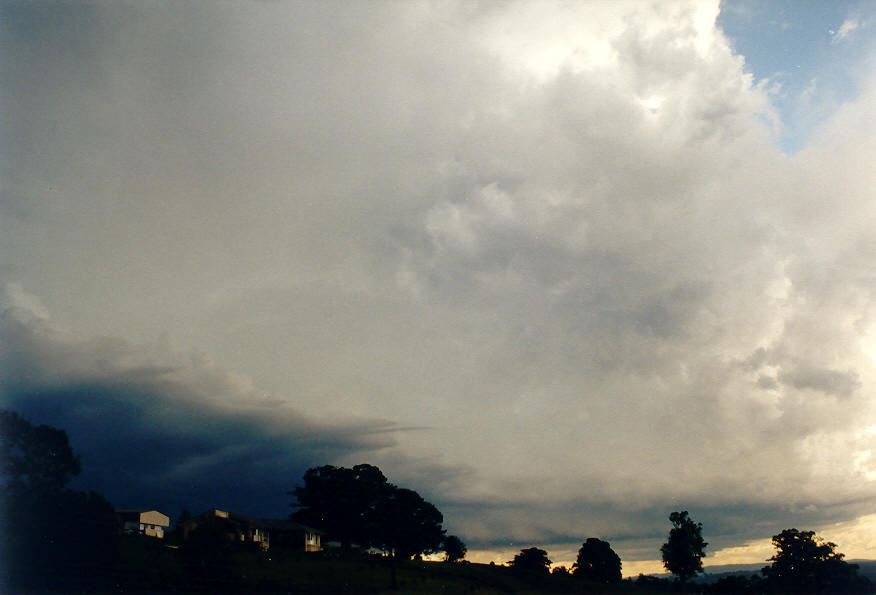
[2,0,876,575]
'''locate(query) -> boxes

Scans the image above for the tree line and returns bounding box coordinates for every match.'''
[2,409,873,593]
[285,459,873,593]
[499,510,871,593]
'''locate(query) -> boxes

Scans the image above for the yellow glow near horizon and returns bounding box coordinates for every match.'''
[462,515,876,579]
[823,513,876,559]
[708,540,774,568]
[464,547,669,578]
[621,559,669,578]
[464,547,516,566]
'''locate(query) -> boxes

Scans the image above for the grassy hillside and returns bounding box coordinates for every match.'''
[112,536,638,593]
[107,537,876,593]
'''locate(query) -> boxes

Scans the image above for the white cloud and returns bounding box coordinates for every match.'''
[3,0,876,563]
[0,283,49,320]
[832,17,861,44]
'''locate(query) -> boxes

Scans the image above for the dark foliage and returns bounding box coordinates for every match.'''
[661,510,708,583]
[572,537,622,583]
[0,410,118,591]
[704,573,762,593]
[760,528,871,593]
[1,408,81,494]
[291,463,445,563]
[372,485,445,559]
[635,573,674,592]
[290,463,389,548]
[508,547,552,575]
[443,534,467,562]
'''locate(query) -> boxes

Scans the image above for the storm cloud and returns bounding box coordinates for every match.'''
[0,291,401,517]
[2,0,876,568]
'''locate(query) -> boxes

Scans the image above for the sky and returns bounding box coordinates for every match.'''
[1,0,875,576]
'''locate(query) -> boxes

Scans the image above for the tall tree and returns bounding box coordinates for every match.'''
[660,510,707,584]
[290,462,446,565]
[1,409,81,495]
[292,467,446,590]
[508,547,552,575]
[443,534,467,562]
[289,463,389,548]
[572,537,622,583]
[0,410,117,592]
[370,485,446,590]
[372,486,445,560]
[762,528,871,593]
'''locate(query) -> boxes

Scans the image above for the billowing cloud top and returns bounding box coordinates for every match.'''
[2,0,876,566]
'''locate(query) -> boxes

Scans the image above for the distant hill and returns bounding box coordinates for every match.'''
[696,564,761,585]
[850,560,876,583]
[703,563,764,575]
[694,560,876,585]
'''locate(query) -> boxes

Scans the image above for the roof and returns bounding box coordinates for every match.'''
[249,517,324,534]
[181,509,324,534]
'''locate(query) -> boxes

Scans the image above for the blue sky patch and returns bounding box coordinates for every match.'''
[718,0,875,153]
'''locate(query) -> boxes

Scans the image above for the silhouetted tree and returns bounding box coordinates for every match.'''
[1,409,81,494]
[370,483,444,589]
[508,547,552,575]
[661,511,707,584]
[0,410,117,591]
[761,528,871,593]
[551,565,570,576]
[291,464,447,589]
[572,537,622,583]
[443,534,467,562]
[373,486,445,559]
[290,463,389,548]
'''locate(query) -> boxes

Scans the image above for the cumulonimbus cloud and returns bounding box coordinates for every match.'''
[2,0,876,566]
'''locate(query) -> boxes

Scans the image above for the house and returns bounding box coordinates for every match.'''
[179,509,322,551]
[117,509,170,538]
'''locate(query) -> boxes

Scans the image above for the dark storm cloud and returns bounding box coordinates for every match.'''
[0,300,400,518]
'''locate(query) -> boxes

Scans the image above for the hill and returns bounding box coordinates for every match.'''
[694,560,876,586]
[114,536,641,593]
